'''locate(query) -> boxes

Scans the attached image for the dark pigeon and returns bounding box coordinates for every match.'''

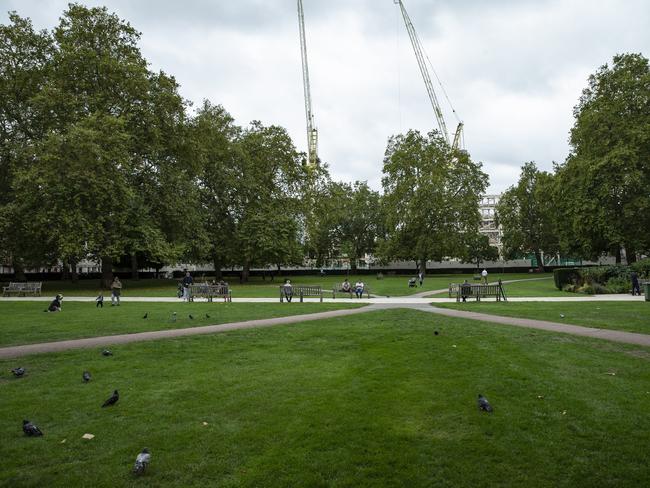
[434,331,439,336]
[205,313,210,319]
[189,314,194,320]
[11,367,26,377]
[143,313,148,319]
[478,394,493,413]
[23,420,43,436]
[102,349,113,357]
[102,390,119,408]
[133,448,151,475]
[82,371,91,383]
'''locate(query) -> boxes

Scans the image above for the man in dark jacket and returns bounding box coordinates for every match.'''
[47,294,63,312]
[631,271,641,296]
[182,271,193,301]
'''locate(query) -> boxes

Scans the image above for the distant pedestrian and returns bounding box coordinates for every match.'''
[481,269,488,284]
[355,280,365,298]
[182,271,193,302]
[631,271,641,296]
[418,271,424,287]
[461,280,470,302]
[110,277,122,306]
[95,292,104,308]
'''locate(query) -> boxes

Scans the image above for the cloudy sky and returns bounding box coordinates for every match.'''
[2,0,649,192]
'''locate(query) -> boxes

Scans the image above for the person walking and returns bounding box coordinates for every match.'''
[631,271,641,296]
[182,271,193,302]
[481,269,488,285]
[110,277,122,306]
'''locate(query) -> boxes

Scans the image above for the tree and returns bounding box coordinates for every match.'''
[461,233,499,271]
[380,129,488,273]
[495,162,558,269]
[339,181,382,271]
[555,53,650,261]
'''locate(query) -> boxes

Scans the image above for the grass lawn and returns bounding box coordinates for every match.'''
[0,302,364,347]
[436,301,650,335]
[2,309,650,487]
[15,273,552,298]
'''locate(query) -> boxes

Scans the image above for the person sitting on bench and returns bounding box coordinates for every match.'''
[341,279,351,293]
[283,279,294,303]
[355,281,365,298]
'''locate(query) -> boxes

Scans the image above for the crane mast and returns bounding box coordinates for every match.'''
[394,0,463,151]
[297,0,318,167]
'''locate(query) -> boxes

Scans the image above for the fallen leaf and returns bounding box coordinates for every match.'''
[562,411,567,415]
[202,422,208,426]
[82,433,95,440]
[452,345,457,348]
[537,395,544,399]
[60,439,66,444]
[606,372,616,376]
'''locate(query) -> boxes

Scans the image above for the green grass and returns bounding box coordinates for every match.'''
[9,273,553,298]
[2,309,650,487]
[436,301,650,334]
[0,302,364,347]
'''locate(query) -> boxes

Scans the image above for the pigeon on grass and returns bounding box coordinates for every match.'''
[133,448,151,475]
[102,390,119,407]
[205,313,210,319]
[102,349,113,357]
[11,367,25,377]
[82,371,91,383]
[189,314,194,320]
[478,394,493,413]
[143,313,148,319]
[23,420,43,436]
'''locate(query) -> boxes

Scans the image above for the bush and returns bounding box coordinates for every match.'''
[581,266,630,285]
[554,268,581,289]
[562,284,577,293]
[631,258,650,279]
[577,284,595,295]
[606,276,630,294]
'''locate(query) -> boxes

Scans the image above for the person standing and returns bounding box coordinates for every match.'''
[95,292,104,308]
[631,271,641,296]
[182,271,193,301]
[418,271,424,287]
[481,269,488,285]
[283,279,293,302]
[111,277,122,306]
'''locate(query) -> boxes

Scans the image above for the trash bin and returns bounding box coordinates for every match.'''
[645,282,650,302]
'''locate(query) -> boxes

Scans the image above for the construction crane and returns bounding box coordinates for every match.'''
[394,0,463,151]
[297,0,318,167]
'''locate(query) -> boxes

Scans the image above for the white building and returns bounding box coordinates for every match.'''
[479,194,502,252]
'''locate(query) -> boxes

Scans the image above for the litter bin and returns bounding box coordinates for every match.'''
[645,282,650,302]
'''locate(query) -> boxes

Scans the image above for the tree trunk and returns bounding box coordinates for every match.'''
[101,256,113,288]
[625,247,637,264]
[241,262,250,283]
[615,247,622,264]
[131,253,139,280]
[350,257,358,272]
[70,259,78,283]
[61,260,70,281]
[213,256,223,280]
[419,257,427,276]
[13,258,26,281]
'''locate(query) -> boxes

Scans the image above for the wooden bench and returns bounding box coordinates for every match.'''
[280,284,323,302]
[332,283,370,299]
[188,283,232,302]
[449,282,507,302]
[2,281,43,297]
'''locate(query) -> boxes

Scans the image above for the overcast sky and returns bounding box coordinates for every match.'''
[2,0,649,192]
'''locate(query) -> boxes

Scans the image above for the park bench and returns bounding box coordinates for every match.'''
[2,281,43,297]
[449,282,507,302]
[280,284,323,302]
[188,283,232,302]
[332,283,370,299]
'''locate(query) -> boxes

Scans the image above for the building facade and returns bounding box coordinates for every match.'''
[479,194,502,253]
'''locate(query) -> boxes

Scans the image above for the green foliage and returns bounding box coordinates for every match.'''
[631,258,650,279]
[553,268,581,289]
[380,129,488,267]
[580,265,630,285]
[606,276,631,294]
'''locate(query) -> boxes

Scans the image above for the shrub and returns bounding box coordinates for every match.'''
[562,284,577,293]
[581,266,629,285]
[631,258,650,279]
[606,276,630,294]
[577,284,595,295]
[554,268,581,289]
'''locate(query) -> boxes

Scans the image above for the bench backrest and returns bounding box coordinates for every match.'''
[281,285,322,296]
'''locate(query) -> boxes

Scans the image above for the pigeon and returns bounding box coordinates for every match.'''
[478,394,493,413]
[143,313,148,319]
[102,349,113,357]
[11,367,26,377]
[22,419,43,436]
[189,314,194,320]
[82,371,91,383]
[133,448,151,475]
[434,331,439,336]
[560,314,565,318]
[102,390,119,407]
[205,313,210,319]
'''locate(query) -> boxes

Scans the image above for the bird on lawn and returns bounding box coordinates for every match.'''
[143,313,148,319]
[82,371,91,383]
[205,313,210,319]
[102,349,113,357]
[133,448,151,475]
[434,331,439,336]
[22,419,43,436]
[11,367,26,377]
[560,314,565,318]
[478,394,493,413]
[102,390,119,407]
[189,314,194,320]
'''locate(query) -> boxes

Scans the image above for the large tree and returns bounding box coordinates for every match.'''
[339,181,382,271]
[380,129,488,272]
[555,53,650,261]
[495,162,558,269]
